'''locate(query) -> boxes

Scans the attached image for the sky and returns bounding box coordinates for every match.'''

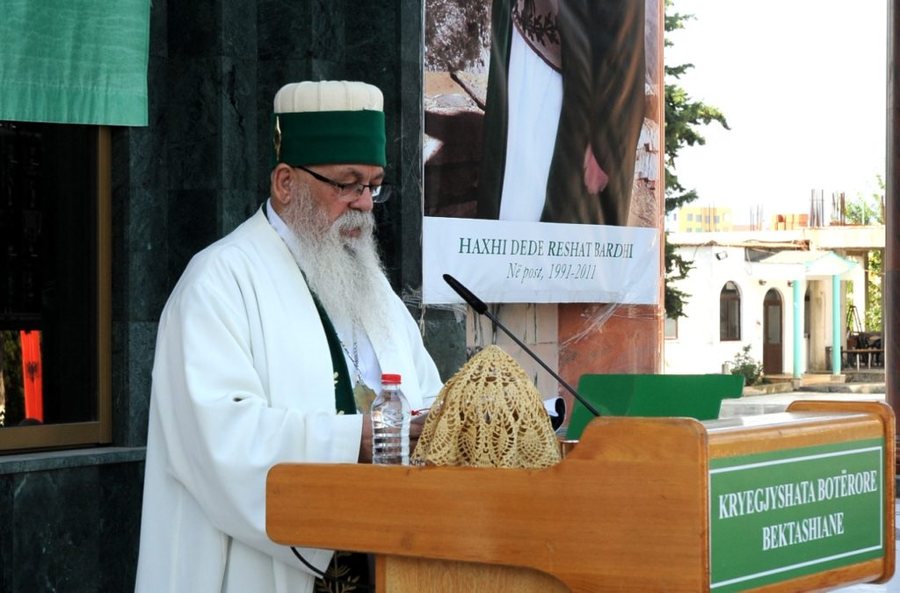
[665,0,887,224]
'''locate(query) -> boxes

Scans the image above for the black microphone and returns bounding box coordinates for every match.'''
[442,274,600,417]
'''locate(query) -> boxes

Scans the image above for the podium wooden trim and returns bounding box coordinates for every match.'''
[267,401,895,592]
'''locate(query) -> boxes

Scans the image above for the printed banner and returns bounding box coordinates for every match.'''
[423,217,658,303]
[423,0,662,304]
[709,439,885,592]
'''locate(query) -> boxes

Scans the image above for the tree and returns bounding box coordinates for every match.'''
[845,175,885,226]
[845,176,885,331]
[663,0,729,318]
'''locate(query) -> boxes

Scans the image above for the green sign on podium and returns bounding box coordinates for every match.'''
[709,438,885,592]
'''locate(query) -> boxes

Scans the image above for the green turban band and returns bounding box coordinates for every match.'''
[272,110,386,168]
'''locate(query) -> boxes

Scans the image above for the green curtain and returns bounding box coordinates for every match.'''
[0,0,150,126]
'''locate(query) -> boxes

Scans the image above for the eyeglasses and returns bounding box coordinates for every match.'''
[292,164,392,203]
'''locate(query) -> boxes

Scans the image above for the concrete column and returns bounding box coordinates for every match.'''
[793,279,803,379]
[832,275,842,375]
[888,0,899,462]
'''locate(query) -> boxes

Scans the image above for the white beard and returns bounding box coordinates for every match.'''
[281,185,391,338]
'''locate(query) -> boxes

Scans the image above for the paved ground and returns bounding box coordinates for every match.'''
[719,374,886,417]
[719,382,895,590]
[719,389,887,418]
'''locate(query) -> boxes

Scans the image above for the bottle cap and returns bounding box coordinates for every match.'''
[381,373,402,384]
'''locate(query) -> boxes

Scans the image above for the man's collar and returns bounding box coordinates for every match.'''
[264,198,312,271]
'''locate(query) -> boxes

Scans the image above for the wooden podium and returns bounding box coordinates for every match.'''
[267,401,895,592]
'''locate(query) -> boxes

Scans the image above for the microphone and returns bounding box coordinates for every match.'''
[442,274,600,417]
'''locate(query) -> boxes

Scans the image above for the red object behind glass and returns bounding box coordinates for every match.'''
[20,330,43,422]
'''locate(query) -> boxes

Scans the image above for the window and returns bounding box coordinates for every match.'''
[719,281,741,341]
[804,288,811,337]
[0,122,110,451]
[686,213,693,221]
[665,316,678,339]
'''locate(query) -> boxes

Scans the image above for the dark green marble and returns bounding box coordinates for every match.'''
[221,59,259,193]
[165,58,225,191]
[168,0,221,58]
[12,470,101,593]
[0,475,11,593]
[168,189,220,282]
[98,461,144,592]
[0,454,143,593]
[125,188,170,319]
[116,321,157,446]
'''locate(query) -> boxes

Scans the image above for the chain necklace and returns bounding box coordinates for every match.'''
[339,325,377,413]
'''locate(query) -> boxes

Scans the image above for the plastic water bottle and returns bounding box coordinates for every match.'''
[371,373,411,465]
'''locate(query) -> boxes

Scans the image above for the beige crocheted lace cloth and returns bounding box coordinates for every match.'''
[411,345,561,468]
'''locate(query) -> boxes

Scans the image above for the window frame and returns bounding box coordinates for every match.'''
[0,127,111,452]
[719,281,742,341]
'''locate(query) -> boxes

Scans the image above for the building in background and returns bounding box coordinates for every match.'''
[668,205,734,232]
[665,223,884,377]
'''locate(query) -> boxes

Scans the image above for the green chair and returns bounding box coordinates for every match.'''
[566,374,745,440]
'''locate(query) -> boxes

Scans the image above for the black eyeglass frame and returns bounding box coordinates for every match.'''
[291,164,391,203]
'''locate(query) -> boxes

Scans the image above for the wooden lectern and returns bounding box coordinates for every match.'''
[267,401,895,592]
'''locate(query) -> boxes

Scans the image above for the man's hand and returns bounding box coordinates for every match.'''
[358,413,373,463]
[358,412,429,463]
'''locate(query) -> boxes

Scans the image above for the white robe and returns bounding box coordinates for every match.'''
[134,208,443,593]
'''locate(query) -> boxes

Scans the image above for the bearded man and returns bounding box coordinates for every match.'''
[134,81,443,593]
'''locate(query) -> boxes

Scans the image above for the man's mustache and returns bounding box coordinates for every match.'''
[336,210,375,235]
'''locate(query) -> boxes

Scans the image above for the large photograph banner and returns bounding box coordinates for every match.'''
[422,0,662,304]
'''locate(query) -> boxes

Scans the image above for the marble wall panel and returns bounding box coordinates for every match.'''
[258,1,344,62]
[168,0,221,58]
[0,461,143,593]
[0,475,11,592]
[125,187,170,320]
[165,58,225,192]
[98,462,144,592]
[221,58,259,192]
[10,468,101,592]
[222,0,258,58]
[221,189,263,235]
[116,321,157,447]
[167,189,219,284]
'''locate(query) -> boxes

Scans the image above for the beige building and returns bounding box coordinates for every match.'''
[670,205,734,233]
